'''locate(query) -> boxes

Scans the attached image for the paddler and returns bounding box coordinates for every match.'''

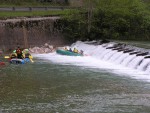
[73,48,78,53]
[23,49,31,58]
[16,47,24,59]
[10,50,17,59]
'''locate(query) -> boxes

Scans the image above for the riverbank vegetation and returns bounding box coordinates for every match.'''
[0,0,79,19]
[0,0,69,7]
[0,9,79,19]
[59,0,150,41]
[0,0,150,41]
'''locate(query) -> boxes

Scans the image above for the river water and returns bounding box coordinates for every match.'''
[0,52,150,113]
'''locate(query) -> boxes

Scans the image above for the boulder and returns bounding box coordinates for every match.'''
[29,44,55,54]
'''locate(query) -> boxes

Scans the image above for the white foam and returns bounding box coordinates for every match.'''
[33,41,150,82]
[33,52,150,82]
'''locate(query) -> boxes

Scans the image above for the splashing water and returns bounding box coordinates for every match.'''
[34,41,150,82]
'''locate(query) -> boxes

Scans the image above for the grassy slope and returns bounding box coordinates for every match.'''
[0,1,71,19]
[0,0,149,19]
[0,9,79,19]
[0,0,67,7]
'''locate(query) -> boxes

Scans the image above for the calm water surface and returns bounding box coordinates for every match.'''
[0,57,150,113]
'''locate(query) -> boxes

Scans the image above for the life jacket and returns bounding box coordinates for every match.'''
[69,48,72,52]
[73,48,78,53]
[25,53,30,58]
[10,53,17,59]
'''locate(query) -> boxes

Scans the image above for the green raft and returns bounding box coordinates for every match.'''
[56,49,83,56]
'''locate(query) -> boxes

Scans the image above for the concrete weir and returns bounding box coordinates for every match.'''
[0,16,67,51]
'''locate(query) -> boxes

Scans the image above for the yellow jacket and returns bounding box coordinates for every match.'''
[73,48,78,53]
[10,53,17,59]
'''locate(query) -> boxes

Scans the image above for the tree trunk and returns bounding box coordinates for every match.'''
[87,0,93,33]
[22,25,28,48]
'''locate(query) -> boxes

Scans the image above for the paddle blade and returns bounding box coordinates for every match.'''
[29,55,33,59]
[4,56,10,58]
[29,55,34,62]
[30,59,34,63]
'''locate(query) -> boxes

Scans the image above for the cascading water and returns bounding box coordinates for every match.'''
[121,54,136,66]
[114,53,130,64]
[146,65,150,73]
[99,50,111,59]
[137,58,150,71]
[71,41,150,74]
[91,46,104,56]
[108,51,123,62]
[103,50,118,61]
[128,56,144,69]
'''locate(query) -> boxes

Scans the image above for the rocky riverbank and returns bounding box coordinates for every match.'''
[29,43,55,54]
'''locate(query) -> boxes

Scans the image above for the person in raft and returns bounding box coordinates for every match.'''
[23,49,31,58]
[64,47,68,51]
[10,50,17,59]
[16,47,24,59]
[68,48,72,52]
[73,48,78,53]
[79,50,84,55]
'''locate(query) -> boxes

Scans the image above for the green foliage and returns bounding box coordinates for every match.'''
[0,9,78,19]
[0,0,68,6]
[57,11,88,42]
[61,0,150,41]
[1,0,150,41]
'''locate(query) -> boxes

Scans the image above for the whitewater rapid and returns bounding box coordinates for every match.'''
[33,41,150,82]
[33,54,150,82]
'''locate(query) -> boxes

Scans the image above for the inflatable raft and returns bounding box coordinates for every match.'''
[56,49,83,56]
[10,58,30,64]
[0,62,5,66]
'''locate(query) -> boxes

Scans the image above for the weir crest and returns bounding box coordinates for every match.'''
[70,41,150,73]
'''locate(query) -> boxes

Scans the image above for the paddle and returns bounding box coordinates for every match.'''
[4,56,10,58]
[29,55,34,63]
[5,55,34,63]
